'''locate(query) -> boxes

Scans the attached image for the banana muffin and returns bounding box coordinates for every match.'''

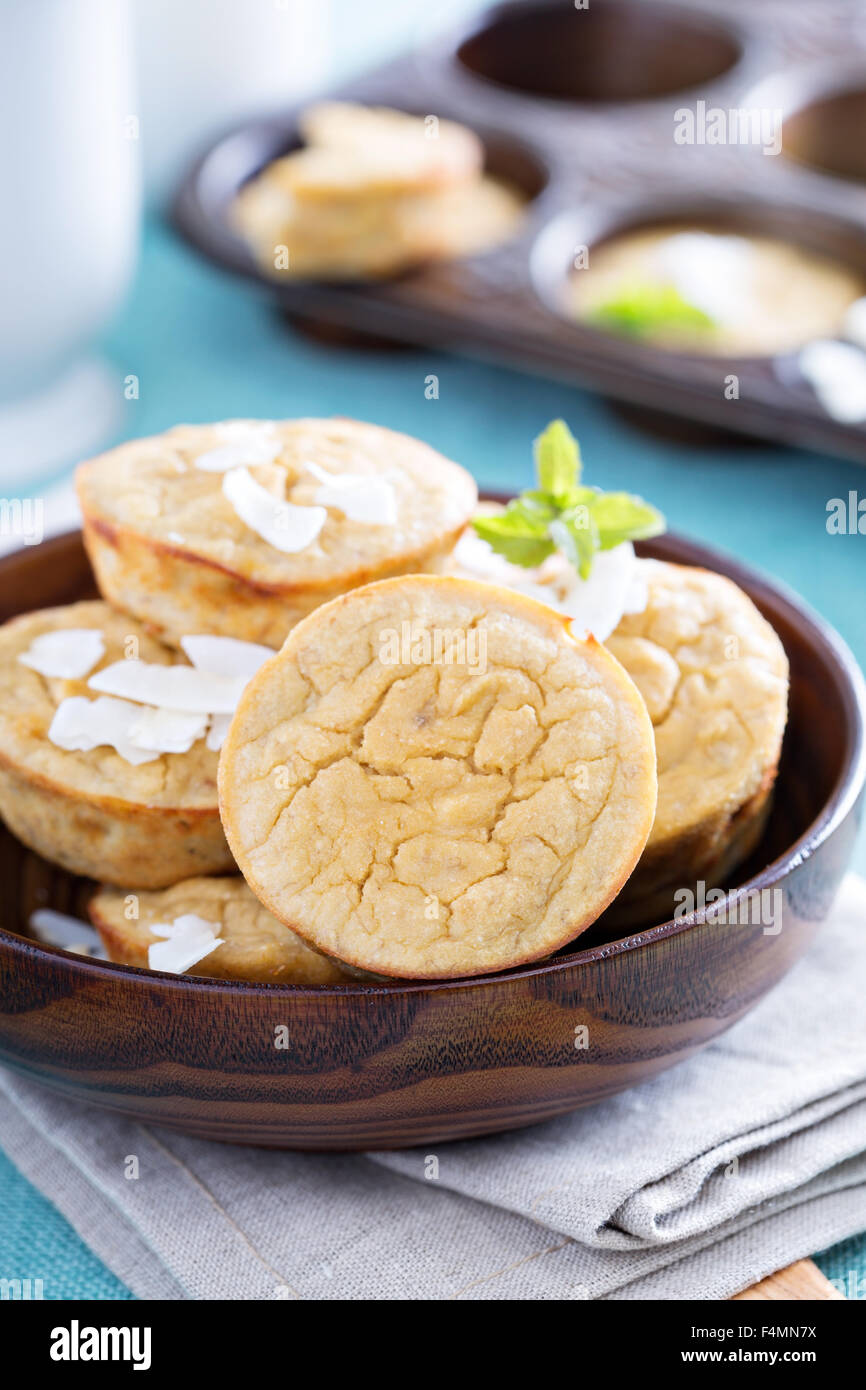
[219,574,658,979]
[90,876,349,983]
[605,560,789,923]
[453,527,789,924]
[0,601,241,886]
[76,417,478,649]
[233,101,525,279]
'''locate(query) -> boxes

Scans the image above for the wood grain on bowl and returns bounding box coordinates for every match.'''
[0,531,863,1150]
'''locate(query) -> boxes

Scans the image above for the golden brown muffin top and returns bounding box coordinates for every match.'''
[0,601,221,810]
[76,418,477,591]
[90,876,349,984]
[607,560,789,845]
[220,574,658,978]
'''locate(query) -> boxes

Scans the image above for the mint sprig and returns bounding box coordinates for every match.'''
[588,281,715,338]
[472,419,665,579]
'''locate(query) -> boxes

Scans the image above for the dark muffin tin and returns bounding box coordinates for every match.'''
[174,0,866,465]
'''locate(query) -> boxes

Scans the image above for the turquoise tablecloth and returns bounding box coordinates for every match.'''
[1,218,864,1298]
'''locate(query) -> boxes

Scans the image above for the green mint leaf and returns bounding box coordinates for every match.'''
[551,510,600,581]
[472,504,556,568]
[471,418,666,577]
[534,419,581,503]
[589,491,666,550]
[588,281,715,338]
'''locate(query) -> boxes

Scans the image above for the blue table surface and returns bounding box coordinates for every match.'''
[1,217,864,1299]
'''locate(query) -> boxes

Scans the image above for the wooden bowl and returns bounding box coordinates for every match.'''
[0,531,863,1150]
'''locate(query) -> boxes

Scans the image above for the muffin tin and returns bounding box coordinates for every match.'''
[174,0,866,465]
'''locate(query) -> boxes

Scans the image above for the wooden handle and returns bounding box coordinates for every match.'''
[732,1259,844,1301]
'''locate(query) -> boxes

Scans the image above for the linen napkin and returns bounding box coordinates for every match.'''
[1,874,865,1301]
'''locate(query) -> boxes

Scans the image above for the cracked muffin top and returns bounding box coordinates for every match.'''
[219,574,658,978]
[76,418,478,590]
[0,601,220,808]
[607,560,789,846]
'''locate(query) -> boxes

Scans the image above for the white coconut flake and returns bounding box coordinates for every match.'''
[128,706,210,754]
[798,339,866,424]
[206,712,233,751]
[556,543,644,641]
[654,232,754,325]
[18,629,105,680]
[48,696,161,765]
[180,634,273,680]
[223,466,326,553]
[195,423,282,472]
[148,913,222,974]
[843,296,866,351]
[30,909,105,956]
[452,530,648,641]
[89,660,246,714]
[305,459,398,525]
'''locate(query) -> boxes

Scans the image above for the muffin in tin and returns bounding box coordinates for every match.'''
[90,876,350,983]
[605,559,789,924]
[0,601,235,887]
[233,102,526,280]
[219,574,658,979]
[76,417,478,649]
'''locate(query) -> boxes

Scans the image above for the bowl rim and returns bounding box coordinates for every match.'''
[1,526,863,997]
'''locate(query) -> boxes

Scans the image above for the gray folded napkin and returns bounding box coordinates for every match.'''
[2,874,865,1300]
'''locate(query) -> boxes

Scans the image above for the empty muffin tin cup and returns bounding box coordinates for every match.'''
[782,69,866,185]
[454,0,744,104]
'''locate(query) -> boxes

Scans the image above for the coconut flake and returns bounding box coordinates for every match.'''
[798,339,866,423]
[89,660,246,714]
[180,634,273,680]
[195,423,282,473]
[843,296,866,351]
[556,543,644,641]
[223,466,326,553]
[206,712,233,751]
[48,696,161,765]
[654,232,754,325]
[19,629,105,680]
[305,459,398,525]
[128,706,210,754]
[30,909,105,956]
[148,913,222,974]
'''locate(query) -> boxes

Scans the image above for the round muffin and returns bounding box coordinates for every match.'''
[219,574,658,979]
[296,103,484,193]
[605,560,789,924]
[235,167,524,280]
[0,601,234,887]
[76,418,478,649]
[233,102,524,280]
[90,876,349,984]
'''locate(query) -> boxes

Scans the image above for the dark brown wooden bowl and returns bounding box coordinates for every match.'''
[0,531,863,1149]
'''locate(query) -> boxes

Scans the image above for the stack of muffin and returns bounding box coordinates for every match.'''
[0,416,788,982]
[0,419,476,981]
[233,102,526,280]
